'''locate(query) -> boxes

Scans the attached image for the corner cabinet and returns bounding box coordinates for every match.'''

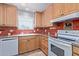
[0,4,17,27]
[40,36,48,55]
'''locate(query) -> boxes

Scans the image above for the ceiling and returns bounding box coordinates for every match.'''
[8,3,49,12]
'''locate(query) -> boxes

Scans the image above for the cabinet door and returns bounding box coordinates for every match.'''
[52,4,64,19]
[42,11,46,27]
[40,36,48,55]
[35,36,40,49]
[73,46,79,55]
[27,38,36,51]
[45,4,54,26]
[64,3,77,15]
[0,4,5,26]
[76,4,79,12]
[19,39,27,54]
[41,44,48,55]
[41,37,48,47]
[6,5,17,27]
[35,12,42,27]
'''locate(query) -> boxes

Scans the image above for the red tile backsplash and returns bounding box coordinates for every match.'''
[0,18,79,36]
[73,18,79,30]
[0,26,17,36]
[34,27,49,34]
[15,30,34,34]
[34,18,79,37]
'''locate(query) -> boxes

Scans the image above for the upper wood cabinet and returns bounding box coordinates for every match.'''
[42,3,79,27]
[52,3,79,19]
[35,12,42,27]
[6,5,17,27]
[0,4,17,27]
[63,4,77,15]
[0,4,5,26]
[42,4,54,27]
[76,4,79,11]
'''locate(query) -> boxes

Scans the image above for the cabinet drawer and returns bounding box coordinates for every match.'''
[73,46,79,55]
[19,36,35,39]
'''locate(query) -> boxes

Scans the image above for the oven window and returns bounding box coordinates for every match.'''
[51,44,64,56]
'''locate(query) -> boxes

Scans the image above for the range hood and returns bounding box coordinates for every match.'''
[50,12,79,23]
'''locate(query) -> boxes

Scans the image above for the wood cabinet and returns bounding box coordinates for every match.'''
[76,4,79,12]
[40,36,48,55]
[19,38,28,54]
[6,5,17,27]
[52,3,79,19]
[42,3,79,27]
[52,4,64,19]
[42,4,54,27]
[27,38,36,51]
[0,4,5,26]
[73,45,79,56]
[19,36,40,54]
[35,35,40,49]
[19,35,48,55]
[0,4,17,27]
[42,4,64,27]
[35,12,42,27]
[63,4,77,16]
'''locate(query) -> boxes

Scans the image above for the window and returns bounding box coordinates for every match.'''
[18,10,34,30]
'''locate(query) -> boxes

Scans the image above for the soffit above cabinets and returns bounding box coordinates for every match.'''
[7,3,49,12]
[50,12,79,23]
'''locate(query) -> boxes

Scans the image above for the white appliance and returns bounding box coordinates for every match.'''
[0,36,18,56]
[48,30,79,56]
[0,39,2,56]
[48,37,72,56]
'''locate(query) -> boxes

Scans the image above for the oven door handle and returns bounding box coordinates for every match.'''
[49,40,71,47]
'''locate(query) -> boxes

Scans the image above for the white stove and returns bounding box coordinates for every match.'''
[48,30,79,56]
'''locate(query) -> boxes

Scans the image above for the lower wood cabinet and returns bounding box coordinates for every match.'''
[19,39,28,54]
[40,36,48,55]
[35,36,40,49]
[18,35,48,55]
[41,44,48,55]
[18,36,40,54]
[72,45,79,56]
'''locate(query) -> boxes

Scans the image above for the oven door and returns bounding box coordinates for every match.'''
[48,38,72,56]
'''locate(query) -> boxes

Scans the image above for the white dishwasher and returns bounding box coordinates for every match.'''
[0,39,2,56]
[0,37,18,56]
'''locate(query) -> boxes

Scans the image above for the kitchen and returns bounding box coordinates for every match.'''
[0,3,79,56]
